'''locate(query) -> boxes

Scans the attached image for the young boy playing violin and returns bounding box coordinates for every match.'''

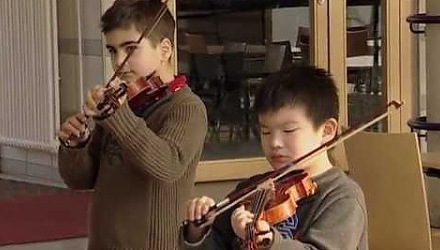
[181,65,368,249]
[57,0,207,249]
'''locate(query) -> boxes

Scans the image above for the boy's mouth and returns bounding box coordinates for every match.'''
[270,155,290,164]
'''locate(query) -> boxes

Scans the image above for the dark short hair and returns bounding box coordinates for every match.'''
[254,65,339,129]
[101,0,175,46]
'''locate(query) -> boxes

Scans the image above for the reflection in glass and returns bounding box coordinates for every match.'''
[346,1,386,132]
[176,2,310,160]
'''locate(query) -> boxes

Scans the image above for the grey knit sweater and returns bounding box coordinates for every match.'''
[59,86,207,250]
[181,167,368,250]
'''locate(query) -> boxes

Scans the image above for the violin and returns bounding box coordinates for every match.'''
[97,74,169,118]
[256,169,316,225]
[241,169,317,249]
[185,100,403,249]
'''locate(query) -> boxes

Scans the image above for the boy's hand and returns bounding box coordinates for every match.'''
[83,84,109,118]
[183,196,216,243]
[58,113,90,147]
[83,80,127,118]
[231,206,273,245]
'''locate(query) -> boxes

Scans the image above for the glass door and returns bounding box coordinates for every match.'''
[329,0,415,134]
[346,0,386,131]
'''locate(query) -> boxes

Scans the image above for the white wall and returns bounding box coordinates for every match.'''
[0,0,106,187]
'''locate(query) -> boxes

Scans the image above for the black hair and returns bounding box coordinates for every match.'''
[254,65,339,129]
[101,0,175,46]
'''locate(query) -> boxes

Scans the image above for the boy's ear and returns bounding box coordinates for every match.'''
[321,118,338,144]
[158,38,173,61]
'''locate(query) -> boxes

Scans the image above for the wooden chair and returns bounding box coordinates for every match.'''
[344,132,440,250]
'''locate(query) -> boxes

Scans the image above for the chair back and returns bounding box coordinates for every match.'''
[264,44,290,73]
[345,132,432,250]
[272,40,293,68]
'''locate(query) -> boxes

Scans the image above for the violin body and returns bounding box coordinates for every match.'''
[259,170,317,225]
[98,75,168,118]
[125,76,168,111]
[241,169,317,226]
[241,169,317,249]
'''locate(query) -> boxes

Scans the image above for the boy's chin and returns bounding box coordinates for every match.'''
[271,161,307,171]
[271,161,290,170]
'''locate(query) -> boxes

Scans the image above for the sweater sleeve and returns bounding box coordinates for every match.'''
[97,100,207,183]
[180,204,238,250]
[180,178,262,250]
[269,197,366,250]
[58,124,103,190]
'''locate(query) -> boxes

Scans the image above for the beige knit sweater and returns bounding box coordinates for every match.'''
[58,87,207,250]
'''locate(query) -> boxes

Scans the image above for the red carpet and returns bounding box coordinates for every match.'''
[0,191,91,246]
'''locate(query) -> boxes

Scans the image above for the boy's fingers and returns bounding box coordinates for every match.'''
[76,113,88,123]
[187,198,197,221]
[187,197,211,221]
[194,196,213,220]
[63,122,80,138]
[256,220,270,232]
[70,116,86,132]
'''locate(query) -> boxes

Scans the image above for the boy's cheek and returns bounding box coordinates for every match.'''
[131,61,157,77]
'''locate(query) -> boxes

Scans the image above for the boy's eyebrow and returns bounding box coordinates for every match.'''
[259,121,299,127]
[106,40,138,49]
[284,121,299,125]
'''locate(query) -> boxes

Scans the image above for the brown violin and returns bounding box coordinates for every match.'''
[242,169,317,249]
[97,74,168,118]
[257,169,317,225]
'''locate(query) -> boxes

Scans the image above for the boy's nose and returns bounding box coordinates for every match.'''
[114,53,127,70]
[270,136,283,149]
[114,57,123,69]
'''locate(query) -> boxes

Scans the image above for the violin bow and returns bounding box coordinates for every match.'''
[196,100,403,226]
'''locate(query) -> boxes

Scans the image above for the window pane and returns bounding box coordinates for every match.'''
[346,0,386,132]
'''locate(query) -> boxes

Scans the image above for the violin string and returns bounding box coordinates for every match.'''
[247,188,272,249]
[246,190,263,248]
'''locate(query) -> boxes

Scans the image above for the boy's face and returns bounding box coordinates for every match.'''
[259,105,335,170]
[104,25,171,83]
